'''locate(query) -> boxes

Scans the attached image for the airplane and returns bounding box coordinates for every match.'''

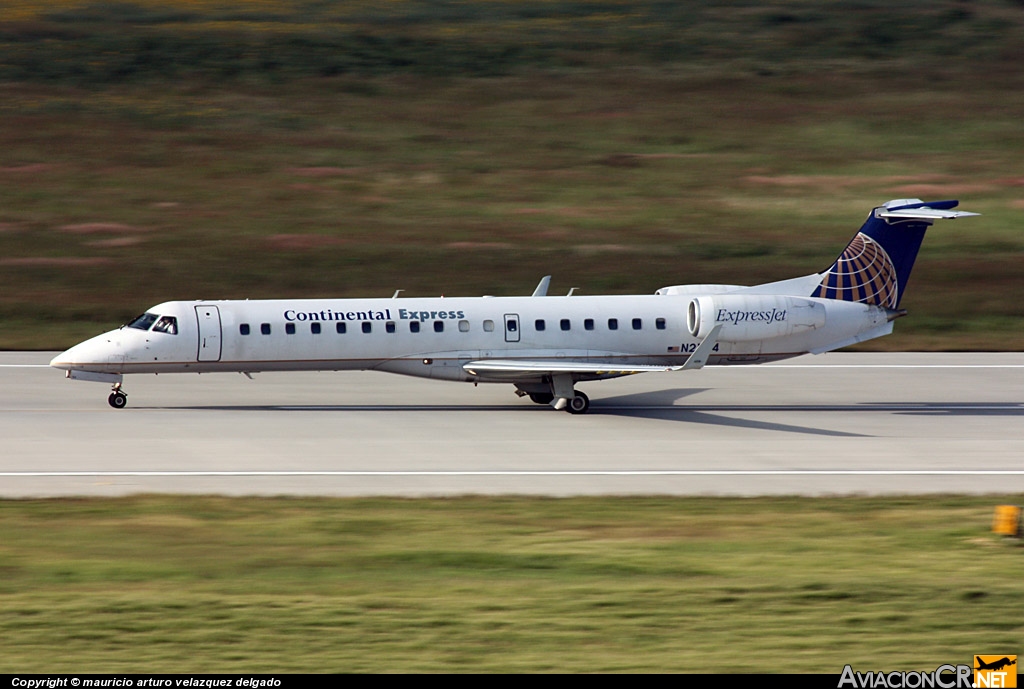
[976,657,1016,672]
[50,198,978,413]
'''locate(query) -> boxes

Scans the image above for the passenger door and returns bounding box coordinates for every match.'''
[195,305,222,362]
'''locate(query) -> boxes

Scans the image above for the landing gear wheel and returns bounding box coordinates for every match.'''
[566,391,590,415]
[108,391,127,409]
[529,392,554,405]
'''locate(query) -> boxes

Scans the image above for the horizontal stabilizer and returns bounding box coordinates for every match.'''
[876,199,979,222]
[877,207,980,221]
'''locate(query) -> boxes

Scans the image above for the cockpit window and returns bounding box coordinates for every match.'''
[152,316,178,335]
[127,313,158,331]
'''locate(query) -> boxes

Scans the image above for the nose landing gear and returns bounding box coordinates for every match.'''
[108,383,128,409]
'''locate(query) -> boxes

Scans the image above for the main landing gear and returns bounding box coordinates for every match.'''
[516,376,592,414]
[549,373,591,414]
[108,383,127,409]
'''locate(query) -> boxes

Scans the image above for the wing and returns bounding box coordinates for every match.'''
[463,325,722,380]
[463,359,681,380]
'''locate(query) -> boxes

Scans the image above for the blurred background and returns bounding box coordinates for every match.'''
[3,3,1024,673]
[1,0,1022,348]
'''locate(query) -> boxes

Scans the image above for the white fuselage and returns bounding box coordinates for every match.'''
[51,291,892,384]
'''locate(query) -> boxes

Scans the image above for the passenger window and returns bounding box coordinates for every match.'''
[336,322,346,334]
[560,319,570,331]
[152,316,178,335]
[459,320,470,332]
[434,321,444,333]
[386,321,396,334]
[535,319,546,332]
[240,323,250,336]
[507,320,517,332]
[285,323,296,335]
[261,323,271,335]
[584,318,594,331]
[311,322,321,334]
[483,320,495,332]
[127,313,158,331]
[608,318,618,330]
[410,321,420,333]
[656,318,666,330]
[632,318,642,330]
[362,322,372,334]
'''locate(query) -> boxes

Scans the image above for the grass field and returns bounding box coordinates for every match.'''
[1,495,1021,672]
[1,1,1023,349]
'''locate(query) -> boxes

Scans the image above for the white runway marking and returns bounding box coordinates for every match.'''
[3,470,1024,478]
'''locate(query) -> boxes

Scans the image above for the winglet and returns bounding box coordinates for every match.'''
[531,276,551,297]
[681,324,721,371]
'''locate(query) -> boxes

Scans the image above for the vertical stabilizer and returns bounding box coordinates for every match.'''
[811,199,977,308]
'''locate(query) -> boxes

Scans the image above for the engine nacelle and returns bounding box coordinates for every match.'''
[687,294,827,342]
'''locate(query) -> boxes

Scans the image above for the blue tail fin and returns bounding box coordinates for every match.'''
[811,199,974,309]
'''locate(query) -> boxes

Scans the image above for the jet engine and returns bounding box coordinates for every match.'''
[687,294,827,342]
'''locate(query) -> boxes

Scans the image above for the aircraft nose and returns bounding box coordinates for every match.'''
[50,333,121,370]
[50,341,94,370]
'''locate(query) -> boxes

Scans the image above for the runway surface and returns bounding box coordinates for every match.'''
[3,351,1024,497]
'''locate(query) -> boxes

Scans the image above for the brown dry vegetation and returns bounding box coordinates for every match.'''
[1,1,1023,349]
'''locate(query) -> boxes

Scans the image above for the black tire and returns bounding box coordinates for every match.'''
[529,393,554,405]
[108,392,127,409]
[567,391,590,414]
